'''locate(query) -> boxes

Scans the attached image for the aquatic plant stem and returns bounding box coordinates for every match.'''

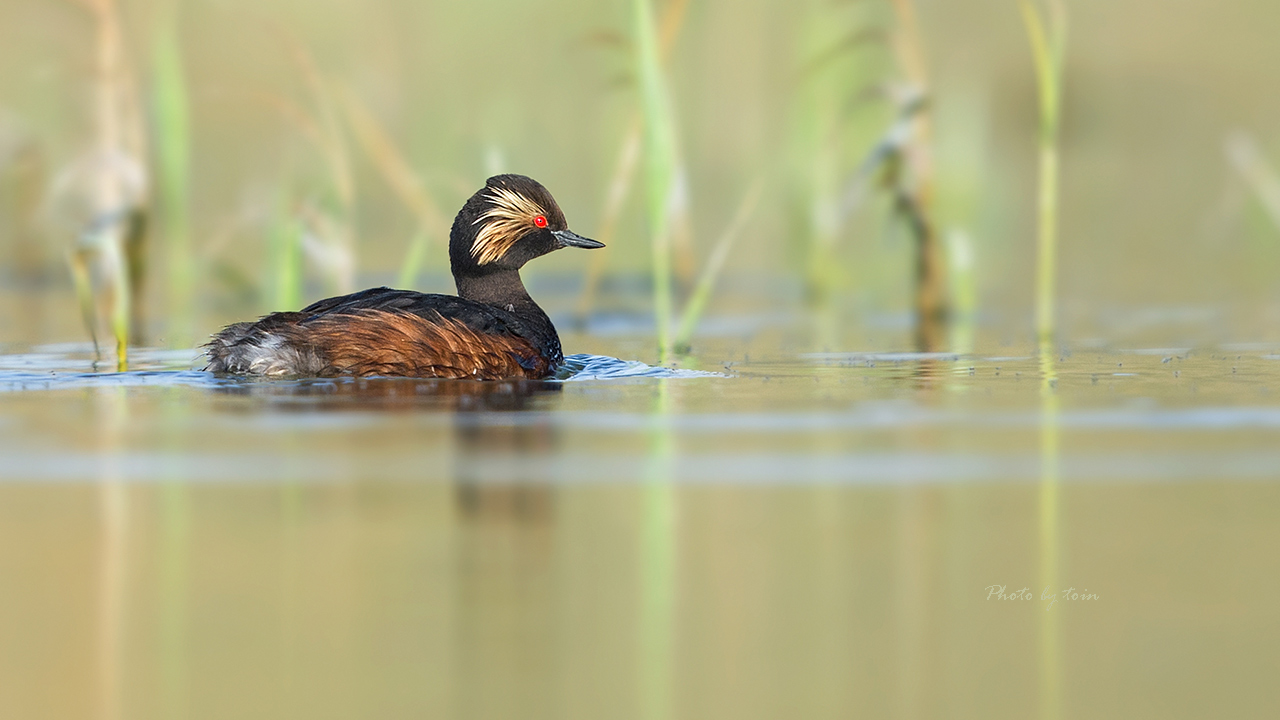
[672,180,763,353]
[1021,5,1066,714]
[337,84,447,289]
[276,29,357,295]
[577,1,690,321]
[575,120,641,320]
[397,231,429,289]
[80,0,149,369]
[633,0,681,364]
[1019,0,1066,347]
[152,1,193,345]
[891,0,949,352]
[946,230,977,354]
[269,187,302,311]
[108,237,131,370]
[70,248,102,359]
[1224,132,1280,235]
[1035,143,1059,346]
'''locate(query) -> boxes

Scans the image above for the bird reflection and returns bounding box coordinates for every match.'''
[212,375,560,522]
[450,384,558,524]
[211,375,561,411]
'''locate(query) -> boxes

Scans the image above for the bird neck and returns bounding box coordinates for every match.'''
[456,270,542,316]
[455,269,561,365]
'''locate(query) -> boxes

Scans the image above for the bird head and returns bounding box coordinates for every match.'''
[450,174,602,277]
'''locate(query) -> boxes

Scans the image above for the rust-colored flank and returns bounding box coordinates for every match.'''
[305,310,550,379]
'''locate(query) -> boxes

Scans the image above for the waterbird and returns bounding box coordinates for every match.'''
[205,174,603,379]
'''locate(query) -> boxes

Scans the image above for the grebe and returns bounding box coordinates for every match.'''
[205,174,602,379]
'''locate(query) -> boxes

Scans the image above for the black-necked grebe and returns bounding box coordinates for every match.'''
[205,174,602,379]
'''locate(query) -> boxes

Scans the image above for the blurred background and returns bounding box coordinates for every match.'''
[3,0,1280,352]
[3,1,1280,719]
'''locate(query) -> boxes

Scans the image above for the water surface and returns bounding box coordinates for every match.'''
[1,341,1277,719]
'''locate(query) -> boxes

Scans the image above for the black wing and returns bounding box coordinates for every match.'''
[298,287,527,338]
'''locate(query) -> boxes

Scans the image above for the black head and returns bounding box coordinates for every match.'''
[449,174,602,278]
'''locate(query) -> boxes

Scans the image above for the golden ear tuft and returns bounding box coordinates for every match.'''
[471,186,546,264]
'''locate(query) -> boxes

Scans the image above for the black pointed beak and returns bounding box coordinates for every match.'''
[552,229,605,250]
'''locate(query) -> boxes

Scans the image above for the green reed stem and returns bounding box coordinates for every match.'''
[673,180,763,353]
[70,248,102,359]
[1035,141,1059,344]
[152,5,192,345]
[397,230,429,289]
[1019,0,1066,347]
[578,3,688,322]
[1025,3,1068,708]
[337,84,447,289]
[946,229,977,354]
[633,0,680,363]
[1225,132,1280,238]
[269,196,301,311]
[1021,5,1067,709]
[576,120,642,320]
[106,231,131,371]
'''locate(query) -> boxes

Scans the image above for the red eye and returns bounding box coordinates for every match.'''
[533,215,548,228]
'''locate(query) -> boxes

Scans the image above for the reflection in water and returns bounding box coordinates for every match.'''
[4,348,1280,718]
[159,394,192,720]
[5,478,1276,719]
[445,381,560,720]
[450,381,560,522]
[641,380,677,720]
[454,481,554,523]
[1038,346,1062,720]
[95,388,129,720]
[913,356,941,390]
[210,375,562,413]
[158,481,189,720]
[214,374,566,521]
[904,356,944,717]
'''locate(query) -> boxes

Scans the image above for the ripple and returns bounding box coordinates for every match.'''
[557,353,727,380]
[0,351,725,391]
[0,370,225,392]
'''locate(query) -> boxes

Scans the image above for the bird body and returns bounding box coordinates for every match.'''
[205,174,602,379]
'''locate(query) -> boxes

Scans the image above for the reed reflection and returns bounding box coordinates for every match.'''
[1038,345,1062,720]
[94,387,129,720]
[641,379,677,720]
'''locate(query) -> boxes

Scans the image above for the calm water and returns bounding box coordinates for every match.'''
[1,340,1278,719]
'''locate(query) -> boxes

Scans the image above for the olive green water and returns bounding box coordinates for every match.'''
[2,333,1278,720]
